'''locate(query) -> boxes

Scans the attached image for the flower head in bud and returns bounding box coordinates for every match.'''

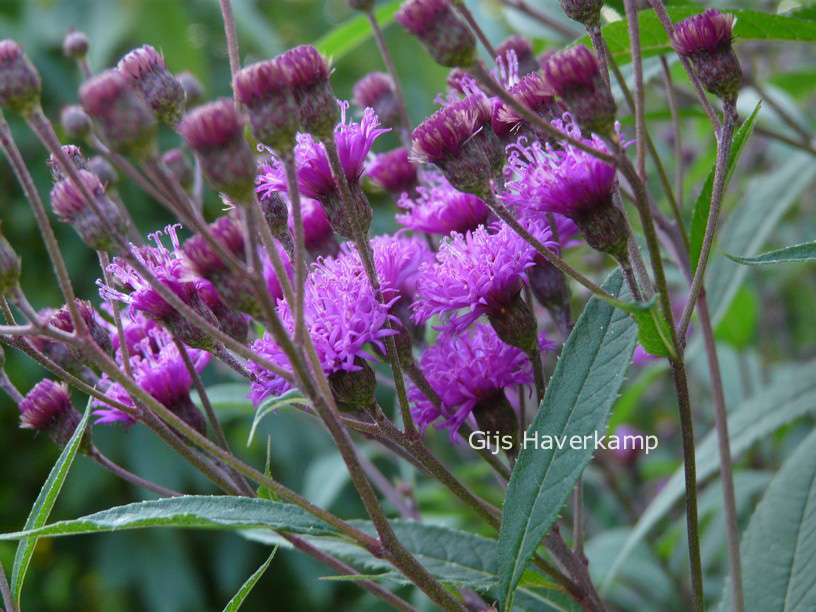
[248,254,399,405]
[60,104,92,140]
[20,379,85,447]
[50,169,128,251]
[79,69,157,156]
[496,35,539,76]
[161,148,193,190]
[234,58,299,150]
[178,98,256,201]
[543,45,616,136]
[365,147,419,199]
[411,93,503,197]
[492,72,559,144]
[47,144,90,182]
[409,325,549,437]
[673,10,741,103]
[412,221,556,333]
[278,45,338,140]
[89,156,118,187]
[396,0,476,68]
[504,114,629,258]
[176,71,204,107]
[560,0,604,27]
[50,299,113,357]
[396,172,489,235]
[95,326,209,432]
[0,40,41,115]
[99,224,218,350]
[62,29,89,59]
[0,222,21,295]
[117,45,185,125]
[353,72,400,128]
[296,197,338,258]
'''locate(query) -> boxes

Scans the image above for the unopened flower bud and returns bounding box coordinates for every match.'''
[496,35,538,76]
[492,72,559,145]
[366,147,419,199]
[178,98,256,201]
[673,10,741,104]
[396,0,476,68]
[50,299,113,358]
[60,104,92,140]
[176,71,204,107]
[234,58,299,150]
[472,392,519,463]
[79,69,157,156]
[50,169,128,251]
[47,144,90,182]
[279,45,338,141]
[0,39,41,116]
[529,262,570,326]
[0,222,21,295]
[543,45,616,136]
[488,291,538,355]
[560,0,604,27]
[297,198,338,259]
[118,45,185,125]
[19,379,90,450]
[329,359,377,413]
[62,29,89,59]
[258,190,293,254]
[353,72,399,128]
[161,148,193,190]
[89,155,118,187]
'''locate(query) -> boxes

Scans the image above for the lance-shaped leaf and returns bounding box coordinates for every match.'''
[223,547,278,612]
[726,240,816,266]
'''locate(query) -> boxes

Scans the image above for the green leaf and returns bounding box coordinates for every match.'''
[578,9,816,64]
[223,547,278,612]
[0,496,340,541]
[721,429,816,611]
[714,287,758,350]
[615,294,675,359]
[247,389,309,446]
[601,359,816,593]
[726,240,816,266]
[689,102,762,274]
[497,270,638,610]
[10,400,91,607]
[314,0,401,61]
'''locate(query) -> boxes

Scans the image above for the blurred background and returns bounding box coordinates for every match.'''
[0,0,814,610]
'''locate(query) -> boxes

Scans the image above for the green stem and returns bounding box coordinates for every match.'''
[89,447,182,498]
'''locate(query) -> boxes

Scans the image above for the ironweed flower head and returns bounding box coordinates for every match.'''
[0,222,21,295]
[50,299,113,357]
[543,45,616,136]
[176,71,204,107]
[62,29,89,59]
[0,39,41,116]
[80,69,157,156]
[47,144,90,182]
[178,98,256,201]
[396,0,476,68]
[20,379,87,449]
[296,197,338,258]
[504,115,629,258]
[353,72,400,129]
[50,169,129,251]
[496,35,539,76]
[234,58,299,150]
[118,44,185,125]
[396,172,489,235]
[673,10,741,103]
[560,0,604,27]
[366,147,419,199]
[278,45,338,141]
[492,72,559,144]
[90,156,118,187]
[248,254,399,405]
[60,104,92,140]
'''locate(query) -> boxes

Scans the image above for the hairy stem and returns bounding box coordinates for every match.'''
[89,447,183,497]
[282,153,307,345]
[0,561,15,612]
[219,0,241,85]
[453,0,497,59]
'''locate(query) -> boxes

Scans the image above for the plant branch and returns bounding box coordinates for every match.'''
[498,0,580,39]
[89,447,183,497]
[219,0,241,85]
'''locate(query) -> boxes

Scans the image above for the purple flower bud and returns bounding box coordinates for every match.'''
[195,279,249,344]
[0,40,41,116]
[176,70,204,107]
[178,98,256,201]
[496,35,539,76]
[559,0,604,27]
[329,360,378,412]
[47,144,90,182]
[20,379,88,449]
[296,197,338,258]
[79,69,157,156]
[118,45,186,125]
[50,299,114,358]
[543,45,616,136]
[366,147,419,199]
[278,45,338,141]
[673,10,741,103]
[89,155,118,187]
[396,0,476,68]
[411,93,503,197]
[0,222,21,295]
[353,72,400,128]
[62,29,89,59]
[234,58,299,151]
[492,72,559,144]
[161,148,194,190]
[50,169,129,251]
[257,189,291,246]
[396,172,489,235]
[60,104,92,140]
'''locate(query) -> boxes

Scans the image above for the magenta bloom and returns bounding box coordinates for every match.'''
[411,221,555,333]
[673,9,735,56]
[19,379,74,431]
[248,254,399,405]
[396,172,490,235]
[409,325,548,437]
[365,147,418,198]
[491,72,559,143]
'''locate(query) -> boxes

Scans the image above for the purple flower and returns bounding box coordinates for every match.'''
[20,379,74,431]
[248,254,399,405]
[365,147,419,199]
[491,72,559,144]
[409,325,547,437]
[395,0,476,68]
[0,39,41,115]
[294,197,338,257]
[353,72,400,128]
[496,35,538,76]
[396,172,490,235]
[117,44,185,125]
[411,221,555,333]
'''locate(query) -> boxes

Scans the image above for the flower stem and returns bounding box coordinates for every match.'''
[219,0,241,86]
[89,447,182,497]
[624,0,647,182]
[0,561,15,612]
[281,152,307,345]
[661,56,685,210]
[452,0,497,59]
